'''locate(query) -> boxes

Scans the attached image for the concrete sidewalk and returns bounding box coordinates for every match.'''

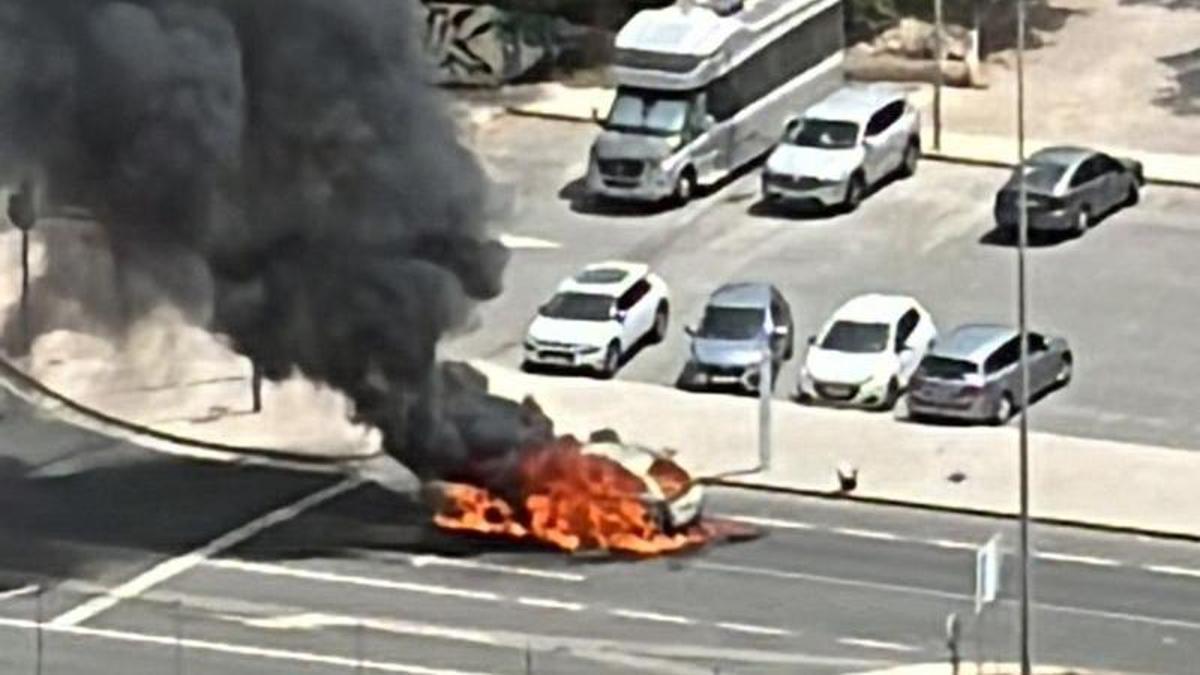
[501,81,1200,188]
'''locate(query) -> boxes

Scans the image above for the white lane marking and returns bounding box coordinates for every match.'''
[1144,565,1200,579]
[517,596,585,612]
[0,585,39,601]
[837,637,921,653]
[203,559,502,602]
[409,554,585,582]
[0,616,491,675]
[831,528,900,542]
[498,233,560,250]
[50,478,360,628]
[610,608,695,625]
[715,622,792,637]
[236,613,502,646]
[720,514,814,531]
[1036,552,1120,567]
[927,539,977,551]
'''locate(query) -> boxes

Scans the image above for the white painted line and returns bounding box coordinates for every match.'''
[610,608,695,625]
[0,616,492,674]
[720,514,814,531]
[837,637,921,653]
[1144,565,1200,579]
[926,539,977,551]
[0,585,39,601]
[49,478,360,628]
[831,528,900,542]
[715,621,791,637]
[409,554,585,582]
[516,596,585,612]
[204,559,502,602]
[1036,552,1120,567]
[498,233,560,250]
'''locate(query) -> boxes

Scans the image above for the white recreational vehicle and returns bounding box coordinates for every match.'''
[585,0,846,204]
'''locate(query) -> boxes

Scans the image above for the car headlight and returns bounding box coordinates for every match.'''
[524,339,538,350]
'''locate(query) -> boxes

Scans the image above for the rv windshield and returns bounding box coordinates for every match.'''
[606,89,692,136]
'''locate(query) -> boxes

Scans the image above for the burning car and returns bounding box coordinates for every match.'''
[579,440,705,533]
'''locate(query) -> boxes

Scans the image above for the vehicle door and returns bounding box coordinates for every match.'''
[1025,333,1058,394]
[683,91,724,184]
[909,305,938,358]
[616,278,654,347]
[983,337,1022,400]
[862,102,903,183]
[893,308,922,384]
[1067,157,1102,212]
[1093,154,1127,212]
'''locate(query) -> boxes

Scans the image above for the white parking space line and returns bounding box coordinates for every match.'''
[1036,552,1121,567]
[0,585,39,601]
[831,528,900,542]
[1144,565,1200,579]
[49,478,360,628]
[926,539,978,551]
[715,621,792,637]
[408,554,585,582]
[498,233,560,250]
[0,616,492,675]
[720,514,814,531]
[516,596,586,612]
[610,608,695,625]
[837,637,921,653]
[204,559,503,602]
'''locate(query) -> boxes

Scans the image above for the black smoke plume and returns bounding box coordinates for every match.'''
[0,0,552,479]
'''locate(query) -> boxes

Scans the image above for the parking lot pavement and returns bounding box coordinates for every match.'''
[450,115,1200,452]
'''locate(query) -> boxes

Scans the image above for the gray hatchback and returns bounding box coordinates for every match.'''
[907,324,1073,424]
[678,283,794,393]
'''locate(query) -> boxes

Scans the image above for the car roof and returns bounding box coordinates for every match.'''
[707,282,775,309]
[829,293,918,324]
[557,261,649,297]
[1029,145,1096,167]
[804,85,907,124]
[931,324,1017,362]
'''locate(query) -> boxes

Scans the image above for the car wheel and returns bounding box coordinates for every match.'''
[992,393,1014,425]
[599,342,620,379]
[879,377,900,411]
[783,334,794,361]
[651,302,669,343]
[1056,353,1073,385]
[844,173,866,211]
[1073,206,1091,236]
[1123,183,1140,207]
[899,139,919,178]
[674,169,696,205]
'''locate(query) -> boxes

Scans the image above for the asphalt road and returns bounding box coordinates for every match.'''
[3,395,1199,674]
[445,115,1200,452]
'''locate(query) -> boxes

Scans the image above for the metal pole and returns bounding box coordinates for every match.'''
[1015,0,1033,671]
[758,347,772,471]
[933,0,944,150]
[250,360,262,413]
[174,600,184,675]
[524,639,533,674]
[35,586,43,675]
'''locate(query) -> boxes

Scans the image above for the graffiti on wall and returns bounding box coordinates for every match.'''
[421,3,554,86]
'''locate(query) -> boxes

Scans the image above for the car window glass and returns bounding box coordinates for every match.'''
[985,338,1021,374]
[895,309,919,350]
[769,300,783,327]
[865,108,888,137]
[1028,333,1048,352]
[618,279,650,311]
[1070,159,1097,188]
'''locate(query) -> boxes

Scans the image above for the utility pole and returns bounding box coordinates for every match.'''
[933,0,945,150]
[758,344,772,471]
[1015,0,1033,670]
[250,359,263,413]
[7,179,37,352]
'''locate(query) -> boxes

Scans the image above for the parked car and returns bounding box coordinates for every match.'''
[797,294,937,410]
[907,324,1073,424]
[523,261,670,378]
[678,282,794,392]
[993,146,1144,237]
[761,85,921,211]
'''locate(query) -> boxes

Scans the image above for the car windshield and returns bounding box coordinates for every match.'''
[539,292,614,322]
[698,306,765,341]
[820,321,890,353]
[606,89,692,136]
[919,355,979,380]
[785,119,859,150]
[1013,162,1067,192]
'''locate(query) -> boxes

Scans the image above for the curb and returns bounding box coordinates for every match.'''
[503,105,595,125]
[0,354,381,469]
[712,477,1200,545]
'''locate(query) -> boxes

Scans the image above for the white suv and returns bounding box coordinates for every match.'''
[762,85,921,211]
[523,262,670,377]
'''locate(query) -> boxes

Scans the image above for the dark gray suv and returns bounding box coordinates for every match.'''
[678,283,794,393]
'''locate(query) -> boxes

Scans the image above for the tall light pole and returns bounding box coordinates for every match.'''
[1015,0,1033,671]
[7,179,37,352]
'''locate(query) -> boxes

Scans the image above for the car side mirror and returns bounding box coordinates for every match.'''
[684,325,696,337]
[614,309,628,323]
[591,107,602,125]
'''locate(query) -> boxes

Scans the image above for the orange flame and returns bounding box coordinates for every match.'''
[433,439,707,555]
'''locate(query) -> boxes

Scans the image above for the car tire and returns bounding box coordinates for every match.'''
[783,335,794,361]
[879,377,900,411]
[1123,183,1140,207]
[673,169,697,205]
[899,138,920,178]
[1056,352,1073,385]
[992,393,1014,425]
[598,342,621,380]
[843,173,866,211]
[1073,206,1091,236]
[651,302,669,343]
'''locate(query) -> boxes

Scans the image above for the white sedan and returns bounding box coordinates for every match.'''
[523,261,670,378]
[797,294,937,410]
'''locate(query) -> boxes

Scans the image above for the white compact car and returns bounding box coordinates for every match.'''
[523,261,670,377]
[798,294,937,410]
[581,441,704,533]
[761,85,921,210]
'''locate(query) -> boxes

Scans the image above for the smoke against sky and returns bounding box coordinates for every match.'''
[0,0,551,479]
